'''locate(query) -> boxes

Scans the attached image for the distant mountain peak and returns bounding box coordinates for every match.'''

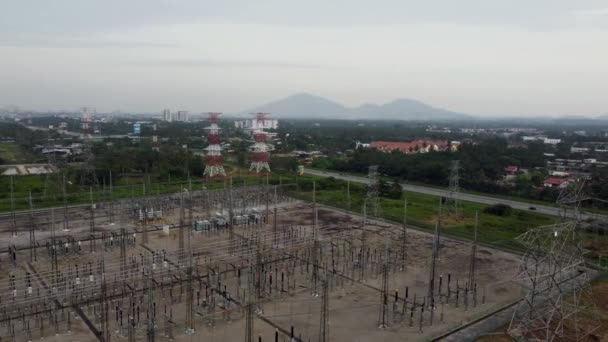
[248,93,470,120]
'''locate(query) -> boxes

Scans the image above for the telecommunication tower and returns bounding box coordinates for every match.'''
[249,112,272,173]
[203,112,226,178]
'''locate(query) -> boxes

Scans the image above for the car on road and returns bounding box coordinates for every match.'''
[528,206,537,210]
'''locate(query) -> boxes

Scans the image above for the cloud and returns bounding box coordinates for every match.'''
[573,8,608,17]
[0,36,176,48]
[121,59,332,69]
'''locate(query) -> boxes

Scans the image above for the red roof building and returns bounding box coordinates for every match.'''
[543,177,570,188]
[504,166,519,174]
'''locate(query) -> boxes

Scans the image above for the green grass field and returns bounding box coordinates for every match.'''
[293,174,557,252]
[0,171,557,253]
[0,143,37,164]
[306,167,608,214]
[2,169,606,262]
[0,171,295,212]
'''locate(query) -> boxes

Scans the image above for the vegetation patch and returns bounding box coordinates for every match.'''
[483,203,513,216]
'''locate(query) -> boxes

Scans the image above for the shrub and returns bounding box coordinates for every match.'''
[483,203,513,216]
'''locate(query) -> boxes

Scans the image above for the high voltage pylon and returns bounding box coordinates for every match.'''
[508,220,599,341]
[557,177,589,222]
[43,147,63,199]
[203,112,226,178]
[364,165,380,222]
[444,160,461,216]
[249,112,272,174]
[79,107,99,188]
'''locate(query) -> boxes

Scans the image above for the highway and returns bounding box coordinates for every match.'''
[304,169,604,220]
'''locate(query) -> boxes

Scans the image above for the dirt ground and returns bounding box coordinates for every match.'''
[0,199,529,341]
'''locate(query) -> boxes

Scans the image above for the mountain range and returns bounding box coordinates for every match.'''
[248,93,472,120]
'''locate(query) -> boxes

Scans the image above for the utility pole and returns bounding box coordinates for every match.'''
[10,175,16,237]
[28,191,36,262]
[467,211,478,294]
[89,187,95,234]
[319,277,329,342]
[400,197,408,271]
[62,172,69,231]
[312,181,320,296]
[185,189,195,334]
[427,200,442,326]
[346,180,351,211]
[178,191,185,263]
[146,270,155,342]
[379,233,389,329]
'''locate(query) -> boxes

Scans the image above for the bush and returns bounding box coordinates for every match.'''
[318,176,340,190]
[483,203,513,216]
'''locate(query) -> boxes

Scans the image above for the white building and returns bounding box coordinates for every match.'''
[570,147,589,153]
[162,109,172,122]
[355,141,370,149]
[543,138,562,145]
[176,111,189,122]
[234,119,278,131]
[161,109,189,122]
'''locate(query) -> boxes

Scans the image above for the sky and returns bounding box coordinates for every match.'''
[2,0,608,117]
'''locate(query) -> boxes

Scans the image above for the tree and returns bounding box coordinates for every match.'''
[377,179,402,199]
[555,142,570,158]
[388,179,403,199]
[483,204,513,216]
[236,152,247,167]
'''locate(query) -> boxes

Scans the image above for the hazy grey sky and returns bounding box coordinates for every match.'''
[2,0,608,116]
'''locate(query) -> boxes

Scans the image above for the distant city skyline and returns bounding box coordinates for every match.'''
[2,1,608,116]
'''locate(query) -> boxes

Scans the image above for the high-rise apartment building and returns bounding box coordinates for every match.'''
[161,109,189,122]
[162,109,172,122]
[177,110,189,122]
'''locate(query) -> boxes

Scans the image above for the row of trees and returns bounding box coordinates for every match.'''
[314,138,563,200]
[92,141,203,181]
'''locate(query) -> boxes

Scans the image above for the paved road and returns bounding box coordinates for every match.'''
[304,169,604,220]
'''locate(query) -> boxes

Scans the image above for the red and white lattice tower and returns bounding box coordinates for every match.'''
[249,112,272,173]
[203,112,226,177]
[80,107,93,139]
[152,123,159,152]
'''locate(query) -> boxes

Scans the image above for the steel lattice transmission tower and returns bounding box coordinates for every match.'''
[365,165,380,220]
[248,112,272,173]
[508,221,599,341]
[203,112,226,178]
[79,107,99,188]
[43,146,63,198]
[557,178,589,222]
[444,160,461,216]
